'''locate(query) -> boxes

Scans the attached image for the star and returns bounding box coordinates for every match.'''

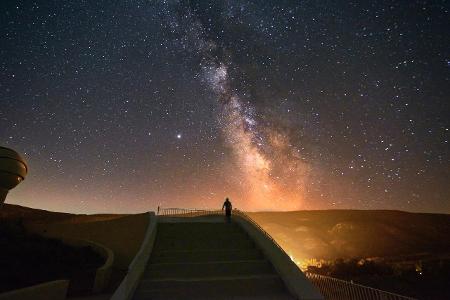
[0,0,447,213]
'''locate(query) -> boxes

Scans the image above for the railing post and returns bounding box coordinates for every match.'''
[357,284,364,299]
[344,279,351,299]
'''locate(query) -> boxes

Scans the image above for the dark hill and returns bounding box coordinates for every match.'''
[248,210,450,266]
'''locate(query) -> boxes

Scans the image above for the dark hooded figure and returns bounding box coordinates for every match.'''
[222,197,232,221]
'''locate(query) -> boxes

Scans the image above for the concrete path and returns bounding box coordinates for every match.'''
[132,216,295,299]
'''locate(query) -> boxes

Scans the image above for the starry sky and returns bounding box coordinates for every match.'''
[1,0,449,214]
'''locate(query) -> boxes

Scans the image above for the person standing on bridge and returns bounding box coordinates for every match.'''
[222,197,232,222]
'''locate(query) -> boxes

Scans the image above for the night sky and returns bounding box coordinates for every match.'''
[1,1,449,214]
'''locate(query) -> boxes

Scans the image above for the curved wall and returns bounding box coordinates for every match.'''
[234,214,324,300]
[111,212,157,300]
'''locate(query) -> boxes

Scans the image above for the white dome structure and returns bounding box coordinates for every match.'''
[0,146,28,206]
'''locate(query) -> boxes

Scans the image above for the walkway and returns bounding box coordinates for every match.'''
[132,216,295,299]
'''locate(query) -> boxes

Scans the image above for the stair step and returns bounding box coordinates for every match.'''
[157,222,241,232]
[153,222,255,251]
[155,233,250,243]
[153,239,255,251]
[131,220,295,299]
[156,230,248,240]
[133,275,294,300]
[158,225,243,231]
[133,291,295,300]
[143,260,274,279]
[150,249,264,264]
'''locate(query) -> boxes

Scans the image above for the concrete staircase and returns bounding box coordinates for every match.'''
[132,221,295,299]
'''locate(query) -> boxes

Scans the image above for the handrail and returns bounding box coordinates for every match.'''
[305,272,417,300]
[157,207,222,216]
[234,210,293,261]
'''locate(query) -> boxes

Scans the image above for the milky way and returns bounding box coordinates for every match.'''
[163,2,309,210]
[0,1,448,213]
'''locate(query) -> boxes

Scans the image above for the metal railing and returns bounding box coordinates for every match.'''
[156,207,418,300]
[305,272,417,300]
[157,207,222,217]
[235,210,295,262]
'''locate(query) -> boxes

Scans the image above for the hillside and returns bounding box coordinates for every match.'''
[248,210,450,267]
[0,203,126,224]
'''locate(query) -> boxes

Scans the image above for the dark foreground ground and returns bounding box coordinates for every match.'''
[0,219,104,295]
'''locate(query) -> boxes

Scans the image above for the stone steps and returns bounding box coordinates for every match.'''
[155,231,249,241]
[153,223,254,251]
[134,275,294,300]
[150,249,264,264]
[143,260,274,279]
[153,239,255,251]
[157,222,242,233]
[154,231,251,244]
[132,220,294,300]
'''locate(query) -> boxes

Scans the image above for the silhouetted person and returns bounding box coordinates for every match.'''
[222,197,232,222]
